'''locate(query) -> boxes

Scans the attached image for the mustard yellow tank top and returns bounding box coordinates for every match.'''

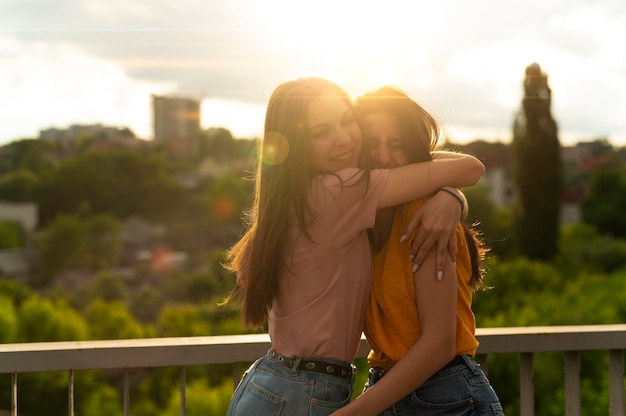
[364,197,479,369]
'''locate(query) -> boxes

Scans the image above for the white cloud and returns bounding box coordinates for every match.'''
[0,38,174,140]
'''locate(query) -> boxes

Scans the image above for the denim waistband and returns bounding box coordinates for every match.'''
[368,355,469,385]
[266,349,355,382]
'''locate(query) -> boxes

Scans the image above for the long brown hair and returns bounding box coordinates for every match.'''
[223,77,368,327]
[354,86,488,290]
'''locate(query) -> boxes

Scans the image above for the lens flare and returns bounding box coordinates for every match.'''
[262,131,289,166]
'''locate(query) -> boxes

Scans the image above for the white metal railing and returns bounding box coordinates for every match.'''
[1,325,625,416]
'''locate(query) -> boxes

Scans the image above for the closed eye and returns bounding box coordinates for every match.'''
[310,128,330,139]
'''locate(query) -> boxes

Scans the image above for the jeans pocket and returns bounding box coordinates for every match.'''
[310,376,352,411]
[229,380,285,416]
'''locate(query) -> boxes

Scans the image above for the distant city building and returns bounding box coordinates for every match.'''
[40,124,136,143]
[0,249,33,280]
[0,201,38,234]
[0,201,38,279]
[152,95,201,154]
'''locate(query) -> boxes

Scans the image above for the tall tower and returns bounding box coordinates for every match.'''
[512,63,562,260]
[152,95,201,154]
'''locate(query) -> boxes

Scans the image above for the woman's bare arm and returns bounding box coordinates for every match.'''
[377,153,483,209]
[331,248,458,416]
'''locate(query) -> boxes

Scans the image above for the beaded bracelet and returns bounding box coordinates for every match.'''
[438,187,469,219]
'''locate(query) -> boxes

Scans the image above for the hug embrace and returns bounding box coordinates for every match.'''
[222,77,504,416]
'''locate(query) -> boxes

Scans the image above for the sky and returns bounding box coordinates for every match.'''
[1,0,625,147]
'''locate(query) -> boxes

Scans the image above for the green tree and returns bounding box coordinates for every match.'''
[0,296,17,343]
[464,183,496,228]
[511,63,562,260]
[580,167,626,238]
[0,278,35,305]
[0,138,55,176]
[0,169,41,202]
[85,300,144,340]
[82,213,122,269]
[164,379,232,416]
[79,383,123,416]
[0,220,24,249]
[36,212,122,282]
[160,270,220,304]
[556,223,626,274]
[206,172,254,224]
[463,183,515,258]
[156,304,212,337]
[86,270,129,303]
[36,213,83,279]
[17,296,89,342]
[129,286,164,324]
[38,149,183,226]
[473,257,562,327]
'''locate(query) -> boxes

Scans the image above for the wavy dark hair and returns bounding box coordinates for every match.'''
[355,86,488,290]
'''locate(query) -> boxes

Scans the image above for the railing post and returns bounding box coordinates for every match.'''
[11,372,17,416]
[609,349,625,416]
[68,369,75,416]
[475,353,489,377]
[180,366,186,416]
[520,353,534,416]
[564,351,580,416]
[124,370,130,416]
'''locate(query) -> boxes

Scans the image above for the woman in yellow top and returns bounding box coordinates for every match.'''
[224,78,485,416]
[332,86,504,416]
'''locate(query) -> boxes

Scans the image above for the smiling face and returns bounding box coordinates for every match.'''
[307,91,362,174]
[361,112,410,168]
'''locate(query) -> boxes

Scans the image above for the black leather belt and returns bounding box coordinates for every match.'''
[368,355,467,385]
[266,349,354,382]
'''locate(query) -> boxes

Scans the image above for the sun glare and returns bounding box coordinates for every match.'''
[245,0,442,90]
[201,98,265,138]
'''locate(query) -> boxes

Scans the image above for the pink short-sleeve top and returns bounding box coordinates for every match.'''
[268,167,389,363]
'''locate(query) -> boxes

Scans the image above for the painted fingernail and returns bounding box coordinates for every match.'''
[399,234,407,242]
[412,264,419,273]
[437,271,443,281]
[409,254,414,262]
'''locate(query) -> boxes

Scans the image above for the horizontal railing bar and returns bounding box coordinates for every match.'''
[1,325,625,373]
[0,334,271,373]
[475,324,626,353]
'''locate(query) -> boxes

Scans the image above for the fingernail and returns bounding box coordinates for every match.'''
[437,271,443,281]
[409,254,414,262]
[399,234,407,242]
[412,264,419,273]
[453,261,457,268]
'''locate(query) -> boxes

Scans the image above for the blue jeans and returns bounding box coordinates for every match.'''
[367,355,505,416]
[227,356,354,416]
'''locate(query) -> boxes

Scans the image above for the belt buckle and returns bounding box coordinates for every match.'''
[369,367,385,384]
